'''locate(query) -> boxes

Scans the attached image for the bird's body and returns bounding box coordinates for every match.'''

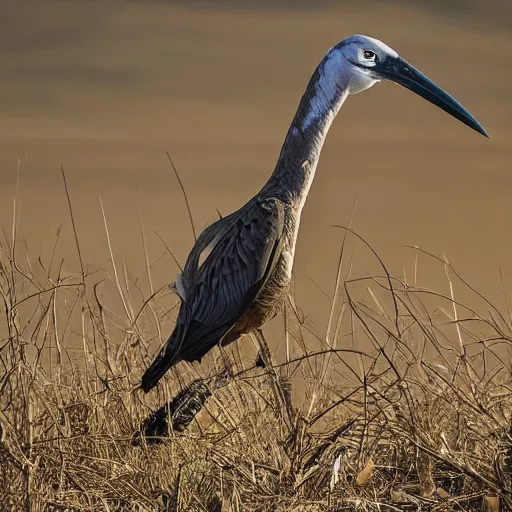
[140,35,487,393]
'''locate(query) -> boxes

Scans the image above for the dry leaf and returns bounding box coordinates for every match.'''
[483,496,500,512]
[390,487,408,502]
[417,451,435,497]
[330,452,344,489]
[355,459,374,486]
[436,487,450,499]
[222,497,235,512]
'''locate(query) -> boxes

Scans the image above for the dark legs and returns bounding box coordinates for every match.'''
[252,329,294,432]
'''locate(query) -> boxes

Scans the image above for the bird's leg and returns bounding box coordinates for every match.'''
[214,344,235,379]
[252,329,294,432]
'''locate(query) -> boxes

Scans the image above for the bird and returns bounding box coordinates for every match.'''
[140,34,488,393]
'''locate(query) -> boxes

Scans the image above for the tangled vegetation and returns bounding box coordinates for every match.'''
[1,179,511,511]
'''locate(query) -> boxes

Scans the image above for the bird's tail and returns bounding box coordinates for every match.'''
[140,323,186,393]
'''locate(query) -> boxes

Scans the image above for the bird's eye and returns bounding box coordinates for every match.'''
[363,50,376,60]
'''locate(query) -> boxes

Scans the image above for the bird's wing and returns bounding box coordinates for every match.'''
[175,197,287,361]
[140,198,286,392]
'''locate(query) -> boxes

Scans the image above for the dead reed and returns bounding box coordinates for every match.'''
[0,170,511,511]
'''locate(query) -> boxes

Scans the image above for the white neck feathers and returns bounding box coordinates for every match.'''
[302,49,350,132]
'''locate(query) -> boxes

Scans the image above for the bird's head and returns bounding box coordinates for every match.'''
[332,34,488,137]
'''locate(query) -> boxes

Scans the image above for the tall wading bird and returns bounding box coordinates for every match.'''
[140,34,488,393]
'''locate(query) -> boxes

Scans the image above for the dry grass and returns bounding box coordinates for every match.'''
[1,179,511,511]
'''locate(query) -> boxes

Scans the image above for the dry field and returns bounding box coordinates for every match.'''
[1,1,512,510]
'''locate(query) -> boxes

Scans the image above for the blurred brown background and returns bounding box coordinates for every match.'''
[1,1,511,353]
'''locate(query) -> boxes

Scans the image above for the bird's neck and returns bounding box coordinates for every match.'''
[260,49,350,211]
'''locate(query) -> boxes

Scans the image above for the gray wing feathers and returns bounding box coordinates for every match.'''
[190,199,285,326]
[149,198,286,371]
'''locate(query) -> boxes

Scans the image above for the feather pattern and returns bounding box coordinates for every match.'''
[140,198,286,392]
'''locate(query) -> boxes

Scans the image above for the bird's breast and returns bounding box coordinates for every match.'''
[228,212,298,335]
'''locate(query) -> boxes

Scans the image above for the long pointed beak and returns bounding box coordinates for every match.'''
[374,56,489,138]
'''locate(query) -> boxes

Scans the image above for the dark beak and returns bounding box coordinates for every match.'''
[374,56,489,138]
